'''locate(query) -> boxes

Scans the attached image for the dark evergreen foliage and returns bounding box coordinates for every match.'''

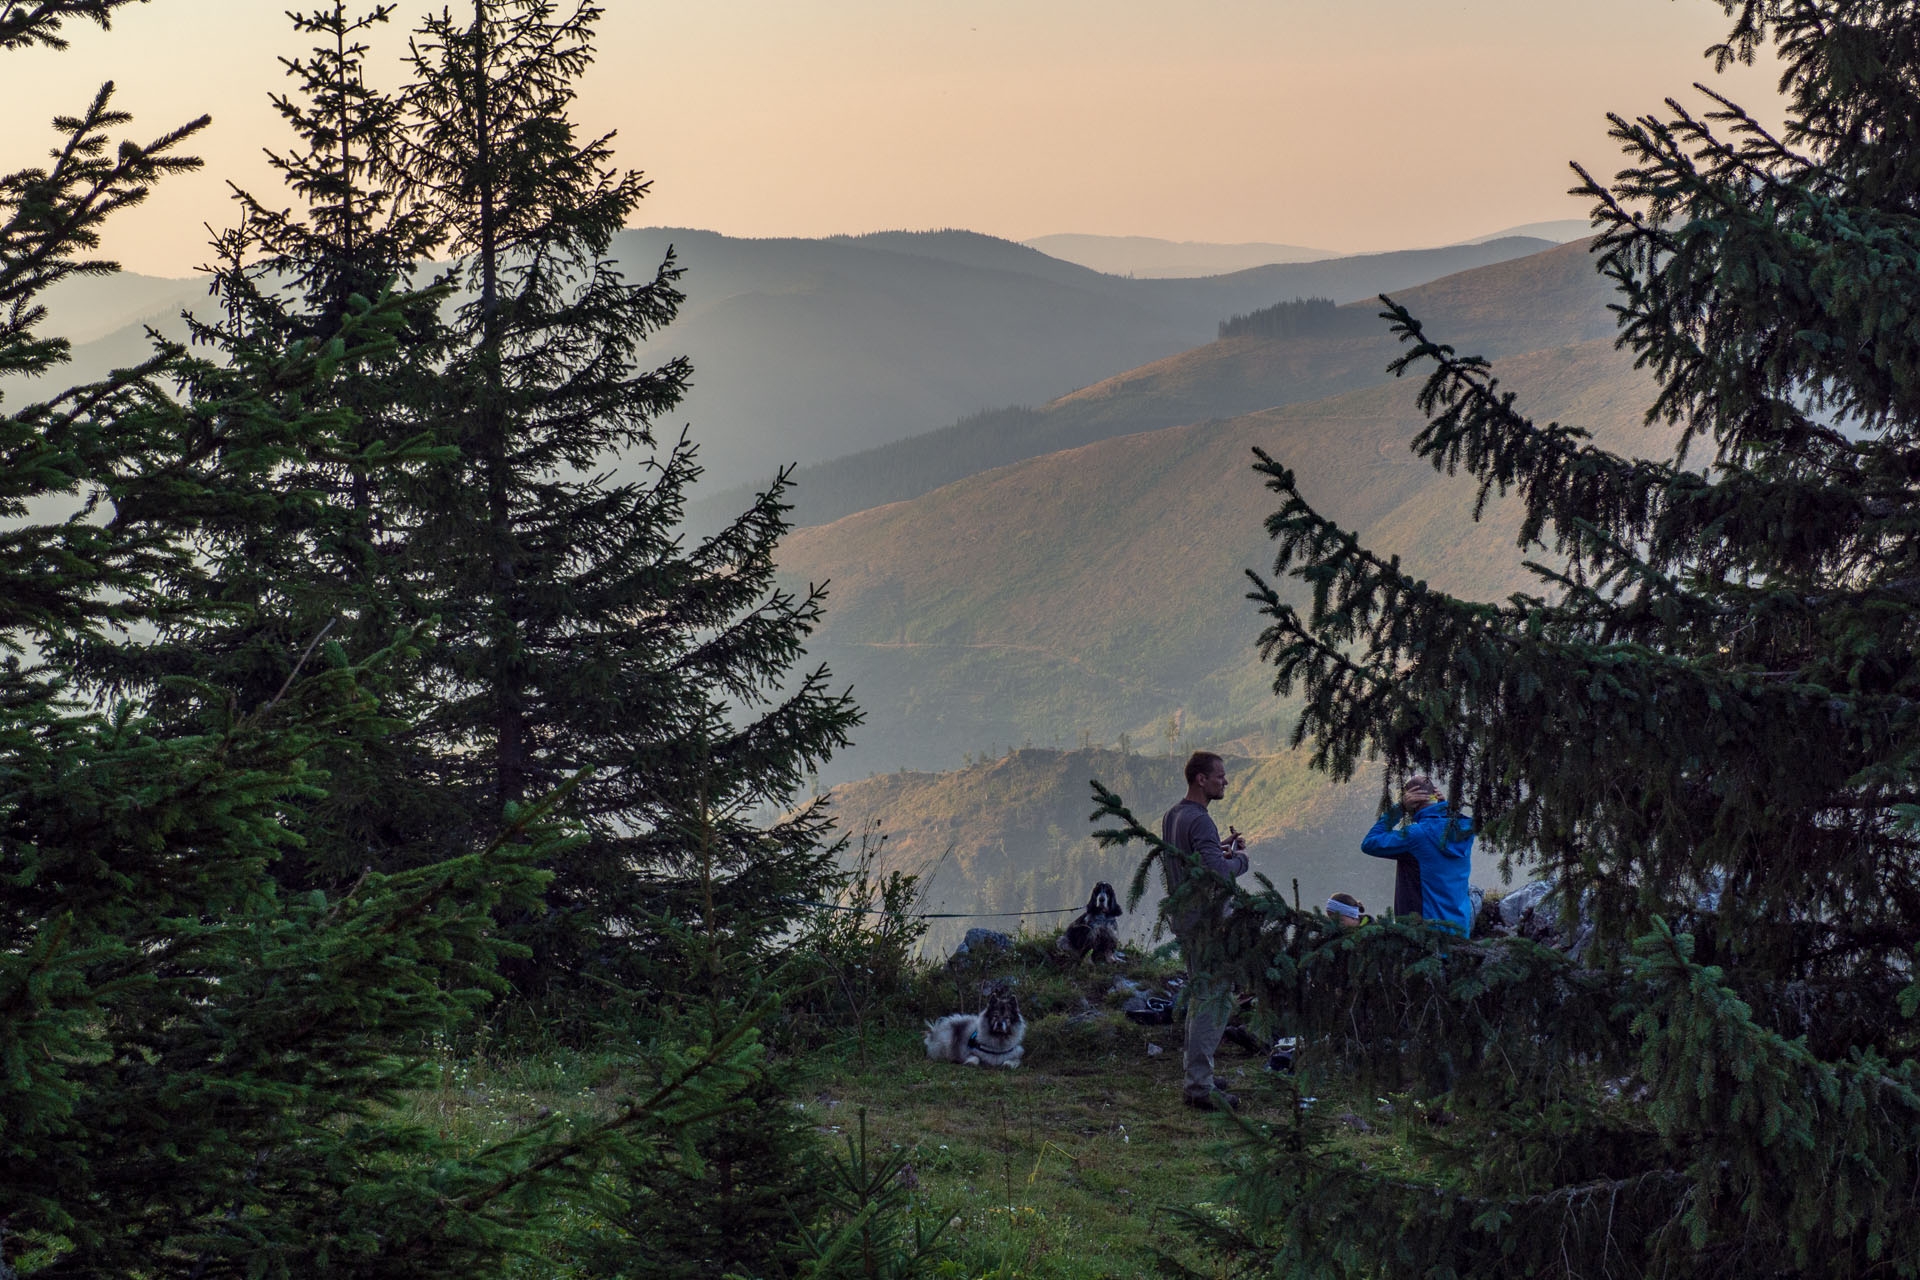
[1216,296,1373,341]
[1,80,206,640]
[390,0,858,998]
[1093,3,1920,1276]
[57,0,860,1001]
[0,0,140,51]
[1,7,763,1273]
[785,1109,953,1280]
[591,1057,825,1279]
[62,3,467,889]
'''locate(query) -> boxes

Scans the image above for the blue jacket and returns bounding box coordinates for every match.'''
[1361,801,1475,935]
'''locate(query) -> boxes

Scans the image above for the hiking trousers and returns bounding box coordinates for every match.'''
[1178,951,1233,1101]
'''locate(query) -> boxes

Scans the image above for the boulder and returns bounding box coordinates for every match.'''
[1498,877,1557,929]
[963,927,1014,953]
[1484,875,1608,958]
[947,927,1015,967]
[1563,889,1598,961]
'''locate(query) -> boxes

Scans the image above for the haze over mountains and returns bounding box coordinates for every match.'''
[768,236,1670,928]
[13,225,1661,937]
[14,228,1556,493]
[1022,219,1592,278]
[1022,234,1344,277]
[701,237,1623,531]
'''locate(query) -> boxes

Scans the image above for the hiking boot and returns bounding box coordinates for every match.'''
[1184,1089,1240,1112]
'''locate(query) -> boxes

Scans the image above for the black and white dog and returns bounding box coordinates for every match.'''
[1056,881,1123,964]
[924,987,1025,1068]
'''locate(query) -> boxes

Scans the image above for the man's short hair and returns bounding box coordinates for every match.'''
[1184,750,1223,786]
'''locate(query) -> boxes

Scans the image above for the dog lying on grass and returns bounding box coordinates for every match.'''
[924,987,1025,1068]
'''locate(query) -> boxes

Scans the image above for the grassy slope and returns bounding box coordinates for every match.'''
[788,938,1443,1280]
[789,1023,1257,1279]
[786,335,1663,784]
[425,943,1418,1279]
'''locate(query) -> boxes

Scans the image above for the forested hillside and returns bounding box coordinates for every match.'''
[786,334,1663,784]
[699,235,1621,529]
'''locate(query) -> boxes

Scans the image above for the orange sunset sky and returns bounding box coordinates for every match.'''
[3,0,1790,276]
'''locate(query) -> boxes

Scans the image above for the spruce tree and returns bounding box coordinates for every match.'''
[65,2,467,890]
[391,0,858,1000]
[1,7,760,1274]
[1090,2,1920,1276]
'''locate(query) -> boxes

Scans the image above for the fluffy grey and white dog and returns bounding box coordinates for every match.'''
[923,987,1025,1068]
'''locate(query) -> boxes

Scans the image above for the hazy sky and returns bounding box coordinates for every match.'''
[4,0,1790,276]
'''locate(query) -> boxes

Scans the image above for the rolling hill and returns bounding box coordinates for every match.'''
[8,229,1555,491]
[693,236,1622,530]
[784,333,1664,790]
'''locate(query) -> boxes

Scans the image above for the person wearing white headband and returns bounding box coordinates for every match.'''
[1325,893,1369,928]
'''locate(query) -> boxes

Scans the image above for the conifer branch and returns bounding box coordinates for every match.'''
[446,999,770,1213]
[263,617,337,711]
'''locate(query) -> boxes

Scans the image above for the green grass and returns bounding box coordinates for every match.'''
[399,1031,632,1147]
[776,936,1313,1279]
[789,1020,1270,1279]
[392,939,1426,1279]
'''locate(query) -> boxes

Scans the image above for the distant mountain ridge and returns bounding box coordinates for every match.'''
[1022,234,1344,278]
[695,237,1616,531]
[10,228,1555,492]
[621,226,1557,486]
[1024,220,1593,278]
[1455,218,1594,245]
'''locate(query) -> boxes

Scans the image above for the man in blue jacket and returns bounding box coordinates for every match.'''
[1360,774,1475,935]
